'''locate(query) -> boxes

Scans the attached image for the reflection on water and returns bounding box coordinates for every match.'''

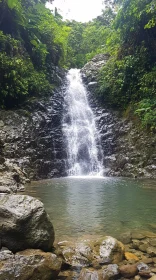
[25,177,156,241]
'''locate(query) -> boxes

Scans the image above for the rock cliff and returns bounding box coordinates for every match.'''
[0,86,67,191]
[81,54,156,178]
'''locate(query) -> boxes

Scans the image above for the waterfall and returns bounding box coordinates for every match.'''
[63,69,103,176]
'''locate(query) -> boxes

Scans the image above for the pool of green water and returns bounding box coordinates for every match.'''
[25,177,156,241]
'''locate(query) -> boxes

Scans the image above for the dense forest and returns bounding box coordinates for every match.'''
[0,0,156,129]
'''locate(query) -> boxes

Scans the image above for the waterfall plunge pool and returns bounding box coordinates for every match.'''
[25,177,156,242]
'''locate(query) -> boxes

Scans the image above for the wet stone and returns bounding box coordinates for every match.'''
[119,264,138,278]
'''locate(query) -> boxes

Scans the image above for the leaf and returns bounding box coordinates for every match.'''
[7,0,18,9]
[30,40,38,47]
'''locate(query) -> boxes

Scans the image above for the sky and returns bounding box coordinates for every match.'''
[46,0,104,22]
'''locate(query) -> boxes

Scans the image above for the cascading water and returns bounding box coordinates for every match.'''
[63,69,103,176]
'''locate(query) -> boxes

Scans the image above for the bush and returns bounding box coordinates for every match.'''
[135,98,156,131]
[0,52,53,108]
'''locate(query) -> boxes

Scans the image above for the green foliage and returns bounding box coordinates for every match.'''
[0,0,69,108]
[135,98,156,130]
[0,50,53,108]
[96,0,156,129]
[65,9,117,68]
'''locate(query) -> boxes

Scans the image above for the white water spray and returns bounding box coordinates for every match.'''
[63,69,103,176]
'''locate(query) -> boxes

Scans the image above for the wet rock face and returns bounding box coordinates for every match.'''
[0,249,62,280]
[0,87,67,182]
[0,195,54,252]
[81,54,110,85]
[81,54,156,178]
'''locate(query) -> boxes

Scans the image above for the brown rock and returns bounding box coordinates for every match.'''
[132,239,141,249]
[148,276,156,280]
[142,232,156,238]
[147,246,156,257]
[153,257,156,263]
[125,252,139,261]
[139,271,152,278]
[131,232,145,240]
[141,257,153,264]
[149,239,156,247]
[119,232,132,244]
[134,276,141,280]
[78,268,100,280]
[139,243,149,252]
[119,264,138,278]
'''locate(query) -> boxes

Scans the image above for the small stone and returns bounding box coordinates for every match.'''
[147,247,156,257]
[142,232,156,238]
[135,276,141,280]
[120,232,132,244]
[139,270,152,278]
[137,262,149,272]
[125,252,139,261]
[0,121,4,127]
[0,248,14,261]
[151,268,156,273]
[149,239,156,247]
[141,257,153,264]
[119,264,138,278]
[78,268,99,280]
[139,243,149,252]
[102,264,119,279]
[153,258,156,263]
[92,260,101,269]
[132,239,141,249]
[148,276,156,280]
[131,232,145,240]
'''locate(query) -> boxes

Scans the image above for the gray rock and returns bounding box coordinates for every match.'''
[78,264,119,280]
[57,236,124,267]
[0,195,54,252]
[0,186,13,194]
[0,249,62,280]
[99,236,124,264]
[79,268,99,280]
[0,248,14,261]
[102,264,119,278]
[137,262,149,271]
[81,54,110,84]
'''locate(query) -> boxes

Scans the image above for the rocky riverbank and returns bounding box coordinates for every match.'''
[0,193,156,280]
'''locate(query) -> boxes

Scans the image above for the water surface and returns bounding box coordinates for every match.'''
[26,177,156,241]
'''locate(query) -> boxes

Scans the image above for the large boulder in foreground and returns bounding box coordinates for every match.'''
[0,248,62,280]
[0,195,54,252]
